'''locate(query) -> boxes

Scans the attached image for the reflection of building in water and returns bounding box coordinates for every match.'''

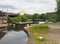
[0,31,6,39]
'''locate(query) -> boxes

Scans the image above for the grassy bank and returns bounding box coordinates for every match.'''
[28,23,49,44]
[29,23,49,33]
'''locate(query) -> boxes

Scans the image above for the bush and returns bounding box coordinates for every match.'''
[8,17,19,23]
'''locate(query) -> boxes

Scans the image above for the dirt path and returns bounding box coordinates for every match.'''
[43,23,60,44]
[27,23,60,44]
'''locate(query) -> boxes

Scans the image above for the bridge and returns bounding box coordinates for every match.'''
[13,22,34,29]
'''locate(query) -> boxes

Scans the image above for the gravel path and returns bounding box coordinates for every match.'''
[43,23,60,44]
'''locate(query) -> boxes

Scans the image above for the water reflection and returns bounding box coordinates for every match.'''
[0,26,28,44]
[7,25,25,31]
[0,30,28,44]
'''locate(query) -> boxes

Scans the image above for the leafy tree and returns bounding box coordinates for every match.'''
[45,12,57,22]
[17,13,32,22]
[56,0,60,22]
[24,14,32,19]
[19,15,28,22]
[8,17,19,23]
[32,13,40,20]
[39,14,46,20]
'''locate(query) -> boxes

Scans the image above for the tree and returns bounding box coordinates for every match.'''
[32,13,40,20]
[24,13,32,20]
[17,13,32,22]
[44,12,57,22]
[17,15,28,22]
[39,14,46,20]
[56,0,60,22]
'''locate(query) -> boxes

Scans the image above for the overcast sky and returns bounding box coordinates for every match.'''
[0,0,57,14]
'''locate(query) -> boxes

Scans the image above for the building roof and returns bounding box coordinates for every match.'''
[0,11,18,16]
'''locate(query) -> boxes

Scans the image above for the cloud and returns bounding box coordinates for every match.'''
[0,5,17,9]
[0,0,57,14]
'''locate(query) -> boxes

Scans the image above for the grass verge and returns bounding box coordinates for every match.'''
[29,23,49,44]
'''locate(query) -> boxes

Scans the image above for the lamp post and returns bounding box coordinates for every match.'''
[6,9,8,23]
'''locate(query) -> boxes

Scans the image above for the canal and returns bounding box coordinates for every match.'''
[0,26,28,44]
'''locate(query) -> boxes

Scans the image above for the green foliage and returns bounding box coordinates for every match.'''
[31,12,57,22]
[24,13,32,20]
[39,14,45,20]
[18,15,28,22]
[32,31,46,44]
[8,12,58,23]
[32,13,40,20]
[44,12,57,22]
[29,23,50,44]
[8,14,32,23]
[56,0,60,22]
[29,24,49,44]
[19,14,32,22]
[8,17,19,23]
[30,23,49,33]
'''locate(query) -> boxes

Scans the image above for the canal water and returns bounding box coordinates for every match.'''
[0,26,28,44]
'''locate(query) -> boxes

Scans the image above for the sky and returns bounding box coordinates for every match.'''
[0,0,57,14]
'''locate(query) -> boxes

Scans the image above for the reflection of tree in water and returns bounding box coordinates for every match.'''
[7,25,29,37]
[7,26,23,31]
[0,31,6,39]
[7,24,26,31]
